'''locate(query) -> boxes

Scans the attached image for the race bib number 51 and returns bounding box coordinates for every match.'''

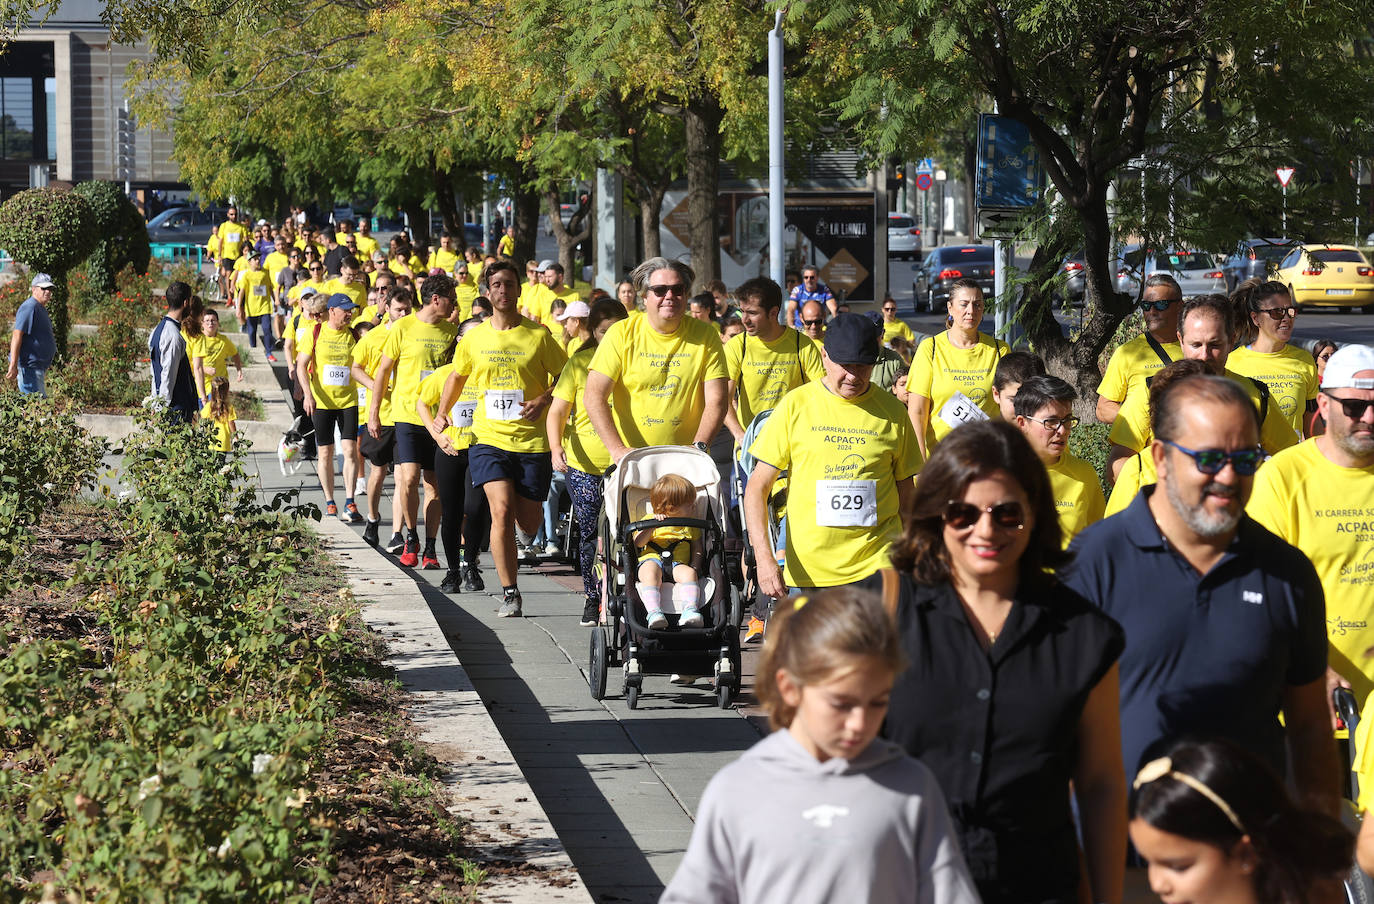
[485,389,524,421]
[815,480,878,528]
[938,391,990,430]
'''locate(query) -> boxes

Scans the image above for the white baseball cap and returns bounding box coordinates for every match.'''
[555,301,591,321]
[30,273,54,289]
[1323,344,1374,390]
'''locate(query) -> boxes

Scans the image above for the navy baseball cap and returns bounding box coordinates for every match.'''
[327,293,358,311]
[824,313,880,365]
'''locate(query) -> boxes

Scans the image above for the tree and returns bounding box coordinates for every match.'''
[73,180,151,295]
[806,0,1374,406]
[0,188,97,360]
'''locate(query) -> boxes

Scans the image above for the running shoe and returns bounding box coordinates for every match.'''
[421,542,440,570]
[399,538,419,568]
[325,500,338,518]
[543,541,560,557]
[497,588,523,618]
[669,674,699,686]
[343,501,364,524]
[461,562,484,592]
[646,609,667,630]
[679,606,703,628]
[266,353,278,363]
[386,531,406,554]
[744,616,766,644]
[362,519,380,547]
[439,570,462,594]
[355,477,367,497]
[580,599,599,627]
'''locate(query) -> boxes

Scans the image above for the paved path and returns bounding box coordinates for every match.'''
[241,360,767,904]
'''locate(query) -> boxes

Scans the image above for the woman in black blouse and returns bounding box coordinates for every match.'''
[866,420,1126,904]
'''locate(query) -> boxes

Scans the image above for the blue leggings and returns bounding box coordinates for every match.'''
[565,467,604,604]
[246,313,275,350]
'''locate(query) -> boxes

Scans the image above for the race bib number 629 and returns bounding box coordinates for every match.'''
[815,479,878,528]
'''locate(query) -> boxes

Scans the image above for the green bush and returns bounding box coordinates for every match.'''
[74,180,152,296]
[0,187,98,360]
[48,308,146,411]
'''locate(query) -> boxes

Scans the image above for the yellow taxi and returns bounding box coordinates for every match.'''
[1274,243,1374,311]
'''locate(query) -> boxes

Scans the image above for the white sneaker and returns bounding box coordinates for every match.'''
[646,609,667,629]
[355,477,367,496]
[679,607,703,628]
[669,674,699,686]
[544,541,560,556]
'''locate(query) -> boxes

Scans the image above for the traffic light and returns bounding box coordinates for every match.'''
[889,156,904,182]
[116,106,135,181]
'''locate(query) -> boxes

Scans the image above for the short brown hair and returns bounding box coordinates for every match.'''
[649,474,696,514]
[756,587,904,731]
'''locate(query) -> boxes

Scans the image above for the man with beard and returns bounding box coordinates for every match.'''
[1249,344,1374,711]
[1064,373,1337,815]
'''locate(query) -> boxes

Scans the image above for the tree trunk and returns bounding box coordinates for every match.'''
[683,93,723,291]
[432,167,464,249]
[51,269,69,361]
[636,182,666,261]
[512,176,540,272]
[403,199,430,257]
[546,188,594,281]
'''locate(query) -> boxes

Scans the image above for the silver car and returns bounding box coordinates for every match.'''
[1115,245,1225,298]
[887,213,922,260]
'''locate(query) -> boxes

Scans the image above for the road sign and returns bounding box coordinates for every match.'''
[976,114,1042,209]
[1275,166,1295,187]
[915,158,935,175]
[915,172,933,191]
[977,207,1023,239]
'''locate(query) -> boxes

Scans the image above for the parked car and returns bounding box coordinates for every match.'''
[1221,238,1293,291]
[887,213,922,260]
[1060,252,1086,304]
[912,244,996,313]
[146,205,229,247]
[1114,245,1225,298]
[1274,244,1374,311]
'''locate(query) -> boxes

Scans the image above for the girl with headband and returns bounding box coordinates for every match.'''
[1130,739,1352,904]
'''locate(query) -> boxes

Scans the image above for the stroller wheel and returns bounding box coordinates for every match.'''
[588,626,608,700]
[717,681,733,709]
[626,682,640,710]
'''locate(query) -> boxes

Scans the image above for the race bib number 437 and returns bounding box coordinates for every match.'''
[485,389,524,421]
[815,479,878,528]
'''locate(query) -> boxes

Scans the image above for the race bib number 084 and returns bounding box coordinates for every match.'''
[815,479,878,528]
[322,364,350,387]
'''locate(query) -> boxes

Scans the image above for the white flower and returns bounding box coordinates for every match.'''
[215,836,233,858]
[219,464,233,475]
[222,514,236,523]
[41,482,54,491]
[251,754,274,775]
[138,774,161,800]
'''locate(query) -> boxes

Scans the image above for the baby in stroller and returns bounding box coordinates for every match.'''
[634,474,704,629]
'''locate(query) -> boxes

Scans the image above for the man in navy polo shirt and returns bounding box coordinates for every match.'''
[1064,372,1337,815]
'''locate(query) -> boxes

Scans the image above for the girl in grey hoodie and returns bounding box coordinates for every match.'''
[661,587,980,904]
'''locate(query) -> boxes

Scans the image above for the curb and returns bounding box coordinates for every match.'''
[312,518,595,903]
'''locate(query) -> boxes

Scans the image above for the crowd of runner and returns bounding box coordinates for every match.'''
[12,205,1370,904]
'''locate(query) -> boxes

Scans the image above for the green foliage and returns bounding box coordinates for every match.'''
[0,392,107,589]
[74,180,152,295]
[47,306,146,411]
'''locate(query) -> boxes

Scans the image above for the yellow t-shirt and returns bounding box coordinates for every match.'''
[552,346,611,475]
[638,522,699,565]
[527,284,580,326]
[325,277,368,311]
[1108,368,1299,455]
[238,268,274,317]
[354,234,380,259]
[724,327,824,426]
[451,317,567,453]
[909,331,1011,447]
[1354,694,1374,812]
[418,362,481,451]
[299,324,358,409]
[379,314,459,426]
[1226,344,1319,438]
[1096,333,1181,406]
[1104,451,1155,517]
[467,261,484,284]
[1248,439,1374,704]
[202,404,237,453]
[749,380,923,588]
[206,234,220,260]
[1046,453,1106,545]
[216,221,248,259]
[497,234,514,257]
[882,320,916,346]
[195,334,239,383]
[263,251,291,283]
[352,321,397,426]
[432,248,461,274]
[588,314,728,449]
[454,280,479,323]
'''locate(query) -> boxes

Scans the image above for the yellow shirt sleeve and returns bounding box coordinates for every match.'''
[1108,389,1152,452]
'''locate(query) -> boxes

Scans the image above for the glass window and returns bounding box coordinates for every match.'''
[0,77,34,159]
[43,77,54,162]
[1311,249,1366,264]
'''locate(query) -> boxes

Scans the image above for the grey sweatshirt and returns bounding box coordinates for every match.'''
[660,730,981,904]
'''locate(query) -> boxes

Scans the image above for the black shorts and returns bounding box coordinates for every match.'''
[469,443,553,501]
[311,406,359,445]
[394,422,437,470]
[219,256,239,272]
[358,425,396,467]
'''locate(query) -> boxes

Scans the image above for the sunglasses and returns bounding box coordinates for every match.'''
[943,500,1026,531]
[1162,439,1265,475]
[1317,351,1334,361]
[1322,391,1374,420]
[802,318,825,327]
[646,284,686,298]
[882,307,897,312]
[1025,415,1080,432]
[1256,306,1298,321]
[1138,299,1175,312]
[309,266,323,271]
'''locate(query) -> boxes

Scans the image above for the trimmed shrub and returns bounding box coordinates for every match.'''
[74,180,152,296]
[0,187,98,360]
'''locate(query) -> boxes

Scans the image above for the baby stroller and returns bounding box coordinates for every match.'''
[587,445,743,710]
[1335,688,1374,903]
[733,410,787,632]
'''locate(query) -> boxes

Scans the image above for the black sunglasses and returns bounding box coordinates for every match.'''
[943,500,1026,530]
[646,284,686,297]
[1138,299,1175,312]
[1256,306,1298,321]
[1162,439,1265,476]
[1322,391,1374,420]
[802,318,825,327]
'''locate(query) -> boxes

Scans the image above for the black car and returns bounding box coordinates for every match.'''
[1222,238,1292,291]
[912,244,996,312]
[146,205,231,248]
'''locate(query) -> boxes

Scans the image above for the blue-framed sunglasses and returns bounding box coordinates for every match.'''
[1162,440,1265,476]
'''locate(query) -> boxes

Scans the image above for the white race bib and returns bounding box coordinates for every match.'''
[485,389,524,421]
[451,399,477,428]
[815,480,878,528]
[225,230,241,243]
[322,364,350,387]
[938,391,990,430]
[421,369,434,382]
[356,386,367,407]
[252,284,268,296]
